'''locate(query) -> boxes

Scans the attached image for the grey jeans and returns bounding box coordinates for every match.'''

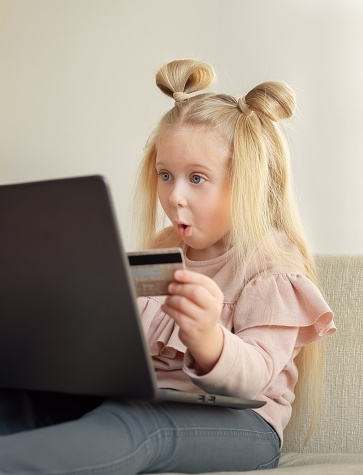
[0,390,280,474]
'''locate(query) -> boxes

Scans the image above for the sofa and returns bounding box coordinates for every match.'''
[163,254,363,474]
[272,254,363,474]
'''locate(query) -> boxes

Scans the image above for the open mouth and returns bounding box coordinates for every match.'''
[177,223,191,237]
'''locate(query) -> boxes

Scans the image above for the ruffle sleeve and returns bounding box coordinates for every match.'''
[137,296,186,356]
[234,272,335,346]
[183,271,335,402]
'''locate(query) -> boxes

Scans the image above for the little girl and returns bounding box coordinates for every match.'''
[0,59,335,473]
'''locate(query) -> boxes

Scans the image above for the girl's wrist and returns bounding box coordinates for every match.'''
[190,325,224,375]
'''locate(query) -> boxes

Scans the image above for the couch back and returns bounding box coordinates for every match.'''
[282,254,363,454]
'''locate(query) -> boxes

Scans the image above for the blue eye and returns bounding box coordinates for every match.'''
[159,171,171,182]
[190,174,205,184]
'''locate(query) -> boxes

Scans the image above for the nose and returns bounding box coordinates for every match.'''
[168,180,187,207]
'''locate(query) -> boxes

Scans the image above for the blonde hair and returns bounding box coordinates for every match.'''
[133,59,323,440]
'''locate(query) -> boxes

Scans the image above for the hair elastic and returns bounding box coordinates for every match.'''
[238,96,253,117]
[173,91,190,103]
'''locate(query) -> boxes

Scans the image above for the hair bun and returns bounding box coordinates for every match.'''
[155,59,215,99]
[245,81,296,121]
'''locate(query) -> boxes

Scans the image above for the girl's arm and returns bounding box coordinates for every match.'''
[161,268,334,400]
[161,269,225,374]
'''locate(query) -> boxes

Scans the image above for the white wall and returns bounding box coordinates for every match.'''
[0,0,362,252]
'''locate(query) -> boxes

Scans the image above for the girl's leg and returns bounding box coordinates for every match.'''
[0,399,280,474]
[0,389,103,435]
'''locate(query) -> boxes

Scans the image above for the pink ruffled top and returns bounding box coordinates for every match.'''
[137,242,336,444]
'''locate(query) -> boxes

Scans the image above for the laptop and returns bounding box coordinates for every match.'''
[0,175,265,410]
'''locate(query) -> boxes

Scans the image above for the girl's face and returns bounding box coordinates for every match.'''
[155,126,232,261]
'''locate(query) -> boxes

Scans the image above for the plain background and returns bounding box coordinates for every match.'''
[0,0,362,252]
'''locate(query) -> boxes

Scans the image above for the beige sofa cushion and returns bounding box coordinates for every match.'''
[282,254,363,454]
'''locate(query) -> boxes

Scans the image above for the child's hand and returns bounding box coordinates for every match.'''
[161,269,224,374]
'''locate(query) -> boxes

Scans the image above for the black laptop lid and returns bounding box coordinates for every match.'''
[0,175,156,397]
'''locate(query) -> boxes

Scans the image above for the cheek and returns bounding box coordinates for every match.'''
[157,183,164,200]
[214,192,232,225]
[221,183,232,215]
[157,187,169,212]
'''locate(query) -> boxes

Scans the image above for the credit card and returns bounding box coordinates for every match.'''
[127,247,185,297]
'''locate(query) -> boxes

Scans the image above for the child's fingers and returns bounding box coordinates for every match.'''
[167,282,210,308]
[173,269,204,283]
[162,294,202,323]
[171,269,223,300]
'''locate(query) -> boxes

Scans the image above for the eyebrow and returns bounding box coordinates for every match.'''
[155,162,214,173]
